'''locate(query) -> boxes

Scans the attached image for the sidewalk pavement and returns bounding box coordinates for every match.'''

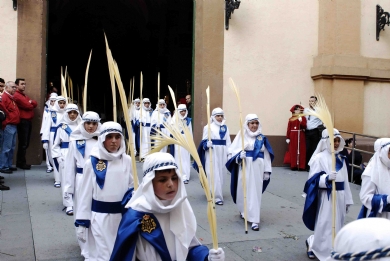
[0,163,362,261]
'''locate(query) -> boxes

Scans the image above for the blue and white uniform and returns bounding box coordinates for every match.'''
[226,114,274,229]
[63,111,101,260]
[151,99,171,153]
[171,104,193,182]
[111,152,219,261]
[359,138,390,219]
[75,122,133,260]
[41,96,67,183]
[52,104,81,206]
[303,129,353,261]
[139,98,153,159]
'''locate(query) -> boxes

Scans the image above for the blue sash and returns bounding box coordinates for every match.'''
[219,125,227,139]
[92,199,122,214]
[60,142,69,149]
[76,140,86,157]
[50,111,57,124]
[76,167,83,174]
[50,127,57,132]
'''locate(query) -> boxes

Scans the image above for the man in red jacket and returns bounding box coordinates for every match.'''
[0,81,20,175]
[14,78,37,169]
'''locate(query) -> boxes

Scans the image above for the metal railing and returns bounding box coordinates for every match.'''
[338,130,380,184]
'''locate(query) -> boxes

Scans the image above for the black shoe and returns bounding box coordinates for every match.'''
[0,179,4,183]
[0,184,10,190]
[9,167,17,171]
[0,169,12,174]
[17,164,31,170]
[0,176,4,179]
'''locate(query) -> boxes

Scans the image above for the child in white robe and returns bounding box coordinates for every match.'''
[171,104,193,183]
[41,96,67,187]
[139,98,153,160]
[226,114,274,231]
[110,152,225,261]
[303,129,353,260]
[75,122,133,261]
[63,111,101,259]
[41,93,57,173]
[195,107,231,205]
[151,99,171,153]
[130,98,141,155]
[359,138,390,219]
[51,104,81,214]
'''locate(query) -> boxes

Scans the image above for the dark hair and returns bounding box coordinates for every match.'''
[310,96,317,101]
[0,78,4,84]
[15,78,25,85]
[345,138,353,146]
[294,105,301,110]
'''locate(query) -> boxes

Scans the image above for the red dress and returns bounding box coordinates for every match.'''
[286,117,307,170]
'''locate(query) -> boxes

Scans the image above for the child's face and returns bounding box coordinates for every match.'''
[58,100,66,109]
[247,120,259,132]
[144,102,150,108]
[103,133,122,152]
[159,103,166,109]
[68,110,79,121]
[50,99,55,106]
[84,122,98,133]
[152,168,178,200]
[179,110,186,116]
[135,102,140,107]
[215,115,223,123]
[334,137,341,150]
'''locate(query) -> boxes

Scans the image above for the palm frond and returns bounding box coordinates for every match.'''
[83,50,92,113]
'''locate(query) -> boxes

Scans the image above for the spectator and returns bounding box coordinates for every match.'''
[0,93,8,190]
[0,81,20,175]
[0,78,5,96]
[14,78,37,170]
[46,81,58,101]
[186,94,192,117]
[340,138,363,184]
[304,96,324,171]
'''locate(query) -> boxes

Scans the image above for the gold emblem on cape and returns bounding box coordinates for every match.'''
[96,160,106,171]
[257,136,263,140]
[141,214,156,233]
[62,124,67,129]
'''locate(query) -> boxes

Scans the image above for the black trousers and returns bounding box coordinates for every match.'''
[17,119,32,165]
[305,128,321,169]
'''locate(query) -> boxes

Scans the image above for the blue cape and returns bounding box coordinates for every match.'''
[110,208,209,261]
[357,194,390,219]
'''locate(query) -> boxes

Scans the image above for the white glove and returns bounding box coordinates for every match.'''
[328,171,337,181]
[208,248,225,261]
[263,173,270,181]
[286,139,290,144]
[207,140,213,148]
[346,205,351,213]
[298,117,302,122]
[240,150,246,160]
[57,157,64,165]
[76,226,87,243]
[43,143,48,150]
[227,154,232,161]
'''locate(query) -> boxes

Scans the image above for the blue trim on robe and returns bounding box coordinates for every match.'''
[132,119,140,151]
[358,194,389,219]
[226,134,274,203]
[76,140,86,157]
[110,209,171,261]
[53,124,73,141]
[75,219,90,228]
[219,125,227,139]
[53,157,60,172]
[185,117,191,126]
[151,124,165,148]
[187,245,209,261]
[60,142,69,149]
[76,167,83,174]
[193,140,208,173]
[142,122,151,127]
[302,172,325,231]
[121,187,134,215]
[50,111,57,124]
[50,126,57,132]
[91,156,108,189]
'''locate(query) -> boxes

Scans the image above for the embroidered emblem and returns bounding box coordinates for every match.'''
[62,124,67,129]
[77,140,85,146]
[51,112,56,117]
[141,214,156,233]
[220,126,226,132]
[257,136,263,141]
[96,160,106,171]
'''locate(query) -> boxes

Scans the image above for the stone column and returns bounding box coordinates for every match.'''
[16,0,47,164]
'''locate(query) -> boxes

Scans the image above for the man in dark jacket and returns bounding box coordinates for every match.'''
[14,78,37,169]
[0,81,20,175]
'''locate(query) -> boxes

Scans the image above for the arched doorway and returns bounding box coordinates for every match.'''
[47,0,194,120]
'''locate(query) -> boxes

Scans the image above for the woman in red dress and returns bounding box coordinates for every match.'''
[286,105,307,170]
